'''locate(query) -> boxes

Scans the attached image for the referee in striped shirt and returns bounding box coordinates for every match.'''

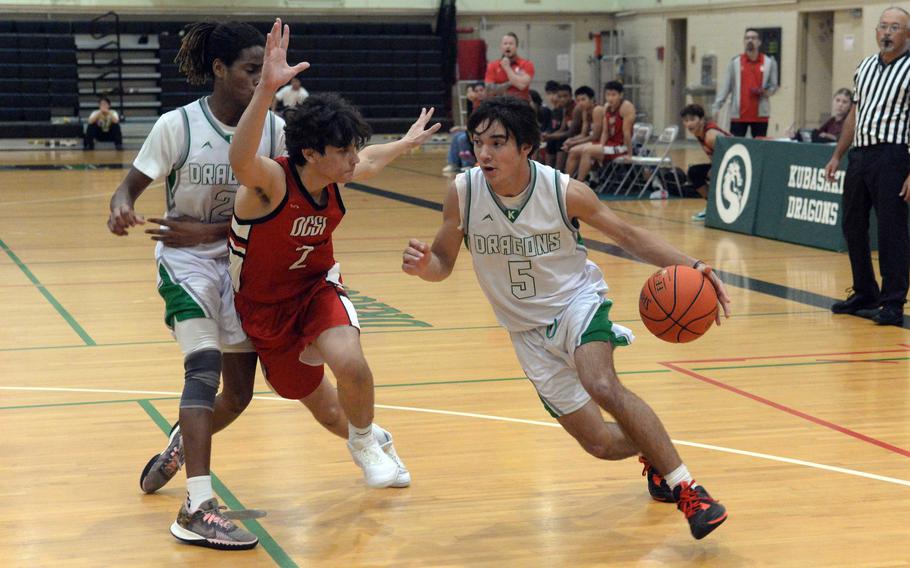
[825,7,910,326]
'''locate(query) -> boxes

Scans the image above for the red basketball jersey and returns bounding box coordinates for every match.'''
[696,122,730,157]
[229,156,345,304]
[602,105,624,146]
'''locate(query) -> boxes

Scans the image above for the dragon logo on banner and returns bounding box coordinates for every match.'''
[715,143,753,224]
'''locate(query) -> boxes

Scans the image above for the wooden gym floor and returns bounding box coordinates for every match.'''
[1,147,908,567]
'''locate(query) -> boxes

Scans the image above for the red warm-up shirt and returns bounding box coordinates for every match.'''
[736,53,767,123]
[484,56,535,100]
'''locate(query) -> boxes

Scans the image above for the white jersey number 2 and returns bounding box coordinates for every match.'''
[290,245,314,270]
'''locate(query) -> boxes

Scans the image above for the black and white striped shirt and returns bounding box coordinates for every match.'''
[853,50,910,147]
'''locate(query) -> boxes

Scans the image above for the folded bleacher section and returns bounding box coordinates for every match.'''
[159,22,450,134]
[0,18,450,141]
[0,21,82,139]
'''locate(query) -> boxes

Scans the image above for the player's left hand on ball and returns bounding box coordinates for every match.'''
[402,238,431,275]
[145,216,214,248]
[696,262,732,324]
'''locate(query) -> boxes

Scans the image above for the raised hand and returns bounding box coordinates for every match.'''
[260,18,310,92]
[401,107,442,149]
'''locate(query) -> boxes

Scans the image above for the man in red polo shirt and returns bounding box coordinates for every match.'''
[484,32,535,101]
[712,28,779,138]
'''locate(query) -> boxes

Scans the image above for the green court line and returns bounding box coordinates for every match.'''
[0,339,174,352]
[138,400,298,568]
[0,237,96,345]
[692,356,910,373]
[0,395,178,411]
[0,369,674,411]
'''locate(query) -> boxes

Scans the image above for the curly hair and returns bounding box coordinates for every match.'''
[284,93,372,167]
[174,22,264,86]
[467,96,540,155]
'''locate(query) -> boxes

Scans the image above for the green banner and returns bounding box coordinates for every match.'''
[706,137,861,252]
[706,137,763,235]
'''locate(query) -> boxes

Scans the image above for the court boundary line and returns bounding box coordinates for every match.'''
[138,400,297,568]
[3,384,909,490]
[662,346,910,459]
[0,237,95,345]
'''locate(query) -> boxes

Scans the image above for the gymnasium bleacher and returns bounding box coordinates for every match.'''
[0,20,82,139]
[0,18,451,142]
[158,22,450,133]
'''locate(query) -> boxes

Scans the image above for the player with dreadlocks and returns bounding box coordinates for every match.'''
[107,21,279,549]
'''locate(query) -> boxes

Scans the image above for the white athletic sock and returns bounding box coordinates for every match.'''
[186,475,214,513]
[372,423,390,444]
[348,422,374,448]
[664,464,696,490]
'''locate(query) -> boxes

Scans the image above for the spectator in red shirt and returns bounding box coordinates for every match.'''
[484,32,535,101]
[712,28,779,138]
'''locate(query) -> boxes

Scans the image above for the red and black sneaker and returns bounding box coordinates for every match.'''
[638,456,674,503]
[673,481,727,539]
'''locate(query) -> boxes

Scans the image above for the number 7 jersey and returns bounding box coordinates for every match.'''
[229,156,345,304]
[456,160,607,332]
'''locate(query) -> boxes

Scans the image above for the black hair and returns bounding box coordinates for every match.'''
[505,32,519,46]
[604,80,624,94]
[284,93,372,168]
[175,22,265,86]
[557,83,572,94]
[467,96,540,155]
[98,96,111,105]
[544,80,560,93]
[574,86,596,99]
[680,103,705,119]
[745,28,761,37]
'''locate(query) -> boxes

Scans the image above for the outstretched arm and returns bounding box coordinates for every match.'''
[353,107,441,181]
[566,179,731,322]
[402,182,464,281]
[229,18,309,197]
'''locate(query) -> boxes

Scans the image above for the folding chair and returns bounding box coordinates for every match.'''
[617,125,683,197]
[592,122,652,194]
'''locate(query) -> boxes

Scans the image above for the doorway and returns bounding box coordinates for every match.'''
[666,18,687,130]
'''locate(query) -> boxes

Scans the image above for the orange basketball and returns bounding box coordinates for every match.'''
[639,265,718,343]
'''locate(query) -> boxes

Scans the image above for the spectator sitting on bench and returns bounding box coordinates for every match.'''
[271,75,309,117]
[84,96,123,151]
[567,81,635,182]
[785,88,853,144]
[541,83,573,168]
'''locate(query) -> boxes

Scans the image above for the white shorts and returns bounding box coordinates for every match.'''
[156,246,252,351]
[509,290,634,418]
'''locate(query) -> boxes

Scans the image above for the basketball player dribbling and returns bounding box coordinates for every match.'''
[227,20,440,491]
[402,96,731,539]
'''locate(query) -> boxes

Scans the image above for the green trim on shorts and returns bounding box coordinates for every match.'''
[579,299,631,347]
[157,262,206,328]
[537,393,560,419]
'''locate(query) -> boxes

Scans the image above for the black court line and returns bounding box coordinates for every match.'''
[345,181,910,329]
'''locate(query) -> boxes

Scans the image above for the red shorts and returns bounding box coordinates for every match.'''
[234,281,360,399]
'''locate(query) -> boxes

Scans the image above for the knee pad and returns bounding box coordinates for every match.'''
[180,349,222,411]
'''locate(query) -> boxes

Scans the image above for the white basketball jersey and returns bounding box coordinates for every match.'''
[161,97,283,258]
[456,160,607,332]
